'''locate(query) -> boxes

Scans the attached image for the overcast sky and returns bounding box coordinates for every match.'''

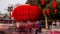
[0,0,27,14]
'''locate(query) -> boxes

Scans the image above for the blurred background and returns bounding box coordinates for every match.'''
[0,0,60,34]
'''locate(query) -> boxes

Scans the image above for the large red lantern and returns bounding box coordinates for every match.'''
[12,5,42,21]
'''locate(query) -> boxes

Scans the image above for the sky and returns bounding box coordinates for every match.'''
[0,0,27,14]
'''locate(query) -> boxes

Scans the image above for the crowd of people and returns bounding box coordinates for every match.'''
[16,21,42,34]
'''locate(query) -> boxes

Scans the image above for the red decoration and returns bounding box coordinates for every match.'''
[52,0,57,9]
[41,0,45,5]
[45,9,50,15]
[12,5,42,21]
[54,9,57,14]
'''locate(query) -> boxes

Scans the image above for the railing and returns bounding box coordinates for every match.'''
[0,20,60,23]
[0,20,16,24]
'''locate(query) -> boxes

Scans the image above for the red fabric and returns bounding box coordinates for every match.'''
[41,0,45,5]
[52,1,57,9]
[12,5,42,21]
[45,9,50,15]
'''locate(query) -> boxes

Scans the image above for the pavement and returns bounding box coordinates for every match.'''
[12,29,49,34]
[0,27,60,34]
[12,29,60,34]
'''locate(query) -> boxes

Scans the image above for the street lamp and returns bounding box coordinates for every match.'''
[7,4,13,23]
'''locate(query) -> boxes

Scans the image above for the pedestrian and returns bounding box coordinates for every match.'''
[28,22,32,33]
[38,21,42,33]
[34,21,38,34]
[16,21,23,34]
[35,21,42,34]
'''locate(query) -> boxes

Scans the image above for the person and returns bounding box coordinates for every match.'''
[16,21,23,34]
[34,21,38,34]
[28,22,32,33]
[35,21,42,34]
[38,21,42,33]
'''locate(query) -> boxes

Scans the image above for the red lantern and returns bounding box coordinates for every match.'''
[52,0,57,9]
[41,0,45,5]
[45,9,50,15]
[54,9,57,14]
[12,5,42,21]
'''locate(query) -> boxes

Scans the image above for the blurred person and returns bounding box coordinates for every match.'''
[35,21,42,34]
[34,21,42,33]
[16,21,23,34]
[27,21,32,33]
[33,21,38,34]
[23,22,29,34]
[38,21,42,33]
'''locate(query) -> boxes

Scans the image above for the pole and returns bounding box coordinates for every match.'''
[8,4,13,23]
[42,0,54,29]
[45,16,48,29]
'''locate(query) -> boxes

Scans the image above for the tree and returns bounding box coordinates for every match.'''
[26,0,59,29]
